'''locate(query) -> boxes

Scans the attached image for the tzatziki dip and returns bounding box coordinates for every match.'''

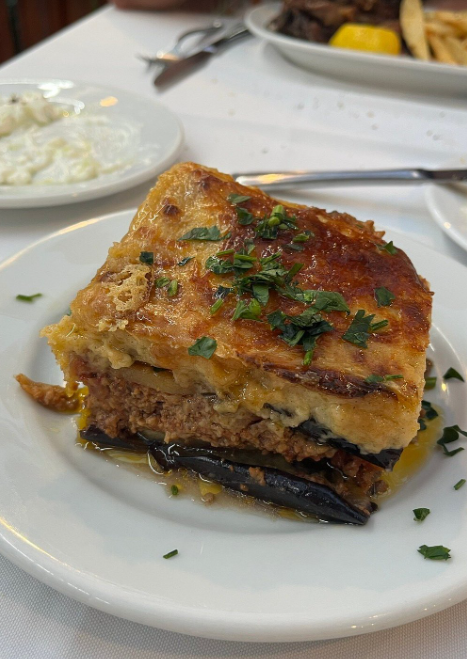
[0,92,135,186]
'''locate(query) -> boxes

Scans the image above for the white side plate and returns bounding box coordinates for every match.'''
[0,80,183,209]
[0,210,466,642]
[245,4,467,98]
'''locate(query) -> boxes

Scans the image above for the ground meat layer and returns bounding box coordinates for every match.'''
[73,359,384,499]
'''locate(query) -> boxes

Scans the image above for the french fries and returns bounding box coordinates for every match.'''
[401,3,467,66]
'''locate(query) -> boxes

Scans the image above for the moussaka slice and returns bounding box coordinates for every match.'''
[40,162,432,524]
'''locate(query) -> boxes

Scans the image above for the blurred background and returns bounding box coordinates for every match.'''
[1,0,107,64]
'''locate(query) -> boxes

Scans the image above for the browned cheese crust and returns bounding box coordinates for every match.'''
[42,162,432,454]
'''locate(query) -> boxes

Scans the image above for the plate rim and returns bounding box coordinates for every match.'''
[425,183,467,254]
[0,79,184,209]
[2,209,467,642]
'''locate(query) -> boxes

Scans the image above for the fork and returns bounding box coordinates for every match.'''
[138,21,224,67]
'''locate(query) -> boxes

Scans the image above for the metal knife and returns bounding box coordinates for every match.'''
[233,169,467,189]
[154,25,250,88]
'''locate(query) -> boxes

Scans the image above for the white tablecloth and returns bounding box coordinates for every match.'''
[1,6,467,656]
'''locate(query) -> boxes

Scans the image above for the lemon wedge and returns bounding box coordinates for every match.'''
[330,24,401,55]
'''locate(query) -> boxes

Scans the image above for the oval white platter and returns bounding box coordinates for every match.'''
[0,80,183,209]
[245,4,467,98]
[0,210,466,642]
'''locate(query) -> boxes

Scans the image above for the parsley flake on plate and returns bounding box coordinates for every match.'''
[454,479,466,491]
[163,549,179,559]
[443,367,465,382]
[437,425,467,457]
[16,293,42,303]
[413,508,430,522]
[418,545,451,561]
[425,376,437,390]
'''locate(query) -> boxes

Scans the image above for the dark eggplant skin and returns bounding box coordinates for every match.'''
[81,426,369,525]
[297,418,402,470]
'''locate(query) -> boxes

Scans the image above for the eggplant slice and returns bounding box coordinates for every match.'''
[298,418,402,469]
[81,426,369,525]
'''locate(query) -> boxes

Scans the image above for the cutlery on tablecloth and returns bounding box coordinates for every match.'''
[138,21,224,67]
[232,168,467,189]
[154,24,250,88]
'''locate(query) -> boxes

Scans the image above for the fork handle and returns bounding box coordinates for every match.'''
[233,169,463,189]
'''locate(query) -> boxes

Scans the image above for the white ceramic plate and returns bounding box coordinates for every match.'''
[1,210,467,642]
[425,158,467,253]
[0,80,183,209]
[245,4,467,97]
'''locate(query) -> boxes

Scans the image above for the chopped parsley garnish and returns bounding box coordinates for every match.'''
[232,299,261,321]
[443,367,465,382]
[365,374,403,383]
[283,243,305,253]
[178,226,222,241]
[293,231,314,243]
[156,277,171,288]
[139,251,154,265]
[256,205,297,239]
[268,308,333,365]
[342,310,388,348]
[437,425,467,457]
[188,337,217,359]
[235,207,255,226]
[374,287,395,307]
[167,280,178,297]
[178,257,193,266]
[210,286,232,315]
[16,293,42,303]
[310,291,349,313]
[206,255,235,274]
[163,549,179,559]
[413,508,430,522]
[418,545,451,561]
[378,241,398,255]
[171,485,179,496]
[425,377,437,390]
[252,284,269,307]
[228,193,251,205]
[454,479,466,491]
[370,319,389,331]
[210,299,224,315]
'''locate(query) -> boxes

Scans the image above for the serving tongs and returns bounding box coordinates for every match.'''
[233,168,467,189]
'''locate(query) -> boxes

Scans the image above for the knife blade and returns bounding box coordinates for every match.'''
[154,25,250,88]
[232,169,467,189]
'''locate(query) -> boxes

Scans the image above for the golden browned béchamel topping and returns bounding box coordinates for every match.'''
[42,162,432,455]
